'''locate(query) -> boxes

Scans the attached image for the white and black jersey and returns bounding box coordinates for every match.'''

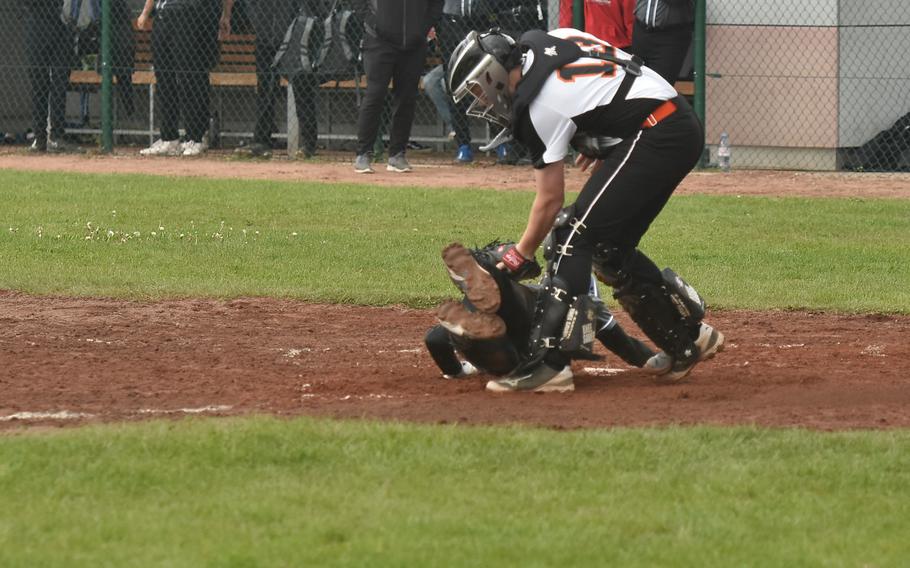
[513,28,678,168]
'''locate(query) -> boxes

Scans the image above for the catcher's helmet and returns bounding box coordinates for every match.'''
[446,30,517,129]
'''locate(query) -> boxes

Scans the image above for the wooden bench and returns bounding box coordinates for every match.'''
[68,25,364,149]
[69,25,697,148]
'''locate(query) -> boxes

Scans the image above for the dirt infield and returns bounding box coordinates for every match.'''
[2,153,910,431]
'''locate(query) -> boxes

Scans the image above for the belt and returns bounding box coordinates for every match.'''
[642,100,677,129]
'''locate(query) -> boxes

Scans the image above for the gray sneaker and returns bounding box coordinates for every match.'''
[354,154,374,174]
[437,300,506,339]
[486,363,574,393]
[662,322,725,381]
[387,152,412,172]
[642,351,673,375]
[441,242,500,313]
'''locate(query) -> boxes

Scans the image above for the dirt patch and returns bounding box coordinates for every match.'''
[2,291,908,431]
[2,151,909,432]
[2,149,910,199]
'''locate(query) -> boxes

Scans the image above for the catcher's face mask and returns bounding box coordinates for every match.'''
[447,30,516,129]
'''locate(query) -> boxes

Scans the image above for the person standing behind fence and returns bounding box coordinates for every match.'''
[352,0,444,174]
[26,0,77,153]
[229,0,323,158]
[629,0,694,84]
[137,0,229,156]
[559,0,634,49]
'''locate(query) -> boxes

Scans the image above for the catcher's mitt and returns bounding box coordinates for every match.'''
[472,240,542,281]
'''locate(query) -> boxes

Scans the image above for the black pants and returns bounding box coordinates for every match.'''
[151,6,218,142]
[356,36,426,157]
[552,97,704,299]
[254,41,318,153]
[26,6,73,141]
[629,21,693,84]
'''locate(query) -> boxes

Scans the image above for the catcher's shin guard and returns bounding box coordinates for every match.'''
[612,269,706,365]
[526,275,573,367]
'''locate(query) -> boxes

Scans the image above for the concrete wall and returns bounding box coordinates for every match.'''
[705,0,910,169]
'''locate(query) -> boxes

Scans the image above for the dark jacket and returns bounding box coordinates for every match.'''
[358,0,444,49]
[634,0,694,30]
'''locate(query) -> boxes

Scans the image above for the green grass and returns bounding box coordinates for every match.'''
[1,417,909,567]
[1,170,908,311]
[3,169,910,565]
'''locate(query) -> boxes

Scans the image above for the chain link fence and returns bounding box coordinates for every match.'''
[705,1,910,171]
[1,1,908,171]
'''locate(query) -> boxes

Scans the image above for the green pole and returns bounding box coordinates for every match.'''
[694,0,706,164]
[573,0,584,31]
[100,0,113,153]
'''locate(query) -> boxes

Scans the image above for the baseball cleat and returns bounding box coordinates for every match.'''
[486,363,574,393]
[642,351,673,375]
[662,323,725,382]
[442,360,478,380]
[437,300,506,339]
[442,243,501,313]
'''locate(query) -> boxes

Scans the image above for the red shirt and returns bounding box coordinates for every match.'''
[559,0,635,49]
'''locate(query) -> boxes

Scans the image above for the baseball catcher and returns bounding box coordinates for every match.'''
[425,241,669,391]
[445,27,725,391]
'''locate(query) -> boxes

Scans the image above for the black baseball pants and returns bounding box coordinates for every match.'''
[356,36,426,157]
[552,96,705,299]
[629,21,693,84]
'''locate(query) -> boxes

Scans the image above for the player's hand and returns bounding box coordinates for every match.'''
[495,244,542,281]
[575,153,603,174]
[137,12,151,31]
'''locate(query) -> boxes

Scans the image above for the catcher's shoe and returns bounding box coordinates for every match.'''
[437,300,506,340]
[662,323,725,382]
[442,360,478,380]
[486,362,574,393]
[642,351,673,375]
[442,243,501,313]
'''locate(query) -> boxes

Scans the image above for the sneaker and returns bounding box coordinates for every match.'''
[496,143,517,165]
[486,363,574,393]
[28,139,47,153]
[406,140,431,152]
[181,140,207,157]
[442,360,478,380]
[663,323,726,381]
[642,351,673,375]
[140,139,181,156]
[387,152,412,172]
[437,300,506,339]
[234,141,272,158]
[441,242,500,313]
[354,153,374,174]
[455,144,473,163]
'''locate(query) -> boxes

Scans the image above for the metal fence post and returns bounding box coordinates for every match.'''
[572,0,584,30]
[694,0,707,166]
[100,0,113,153]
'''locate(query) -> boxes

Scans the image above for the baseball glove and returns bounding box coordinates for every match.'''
[472,240,542,281]
[569,132,622,160]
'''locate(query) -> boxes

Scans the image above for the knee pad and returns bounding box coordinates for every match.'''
[591,244,630,287]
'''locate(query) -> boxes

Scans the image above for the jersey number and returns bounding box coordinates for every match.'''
[557,37,618,82]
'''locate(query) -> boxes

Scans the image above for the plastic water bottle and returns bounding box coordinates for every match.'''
[718,132,731,172]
